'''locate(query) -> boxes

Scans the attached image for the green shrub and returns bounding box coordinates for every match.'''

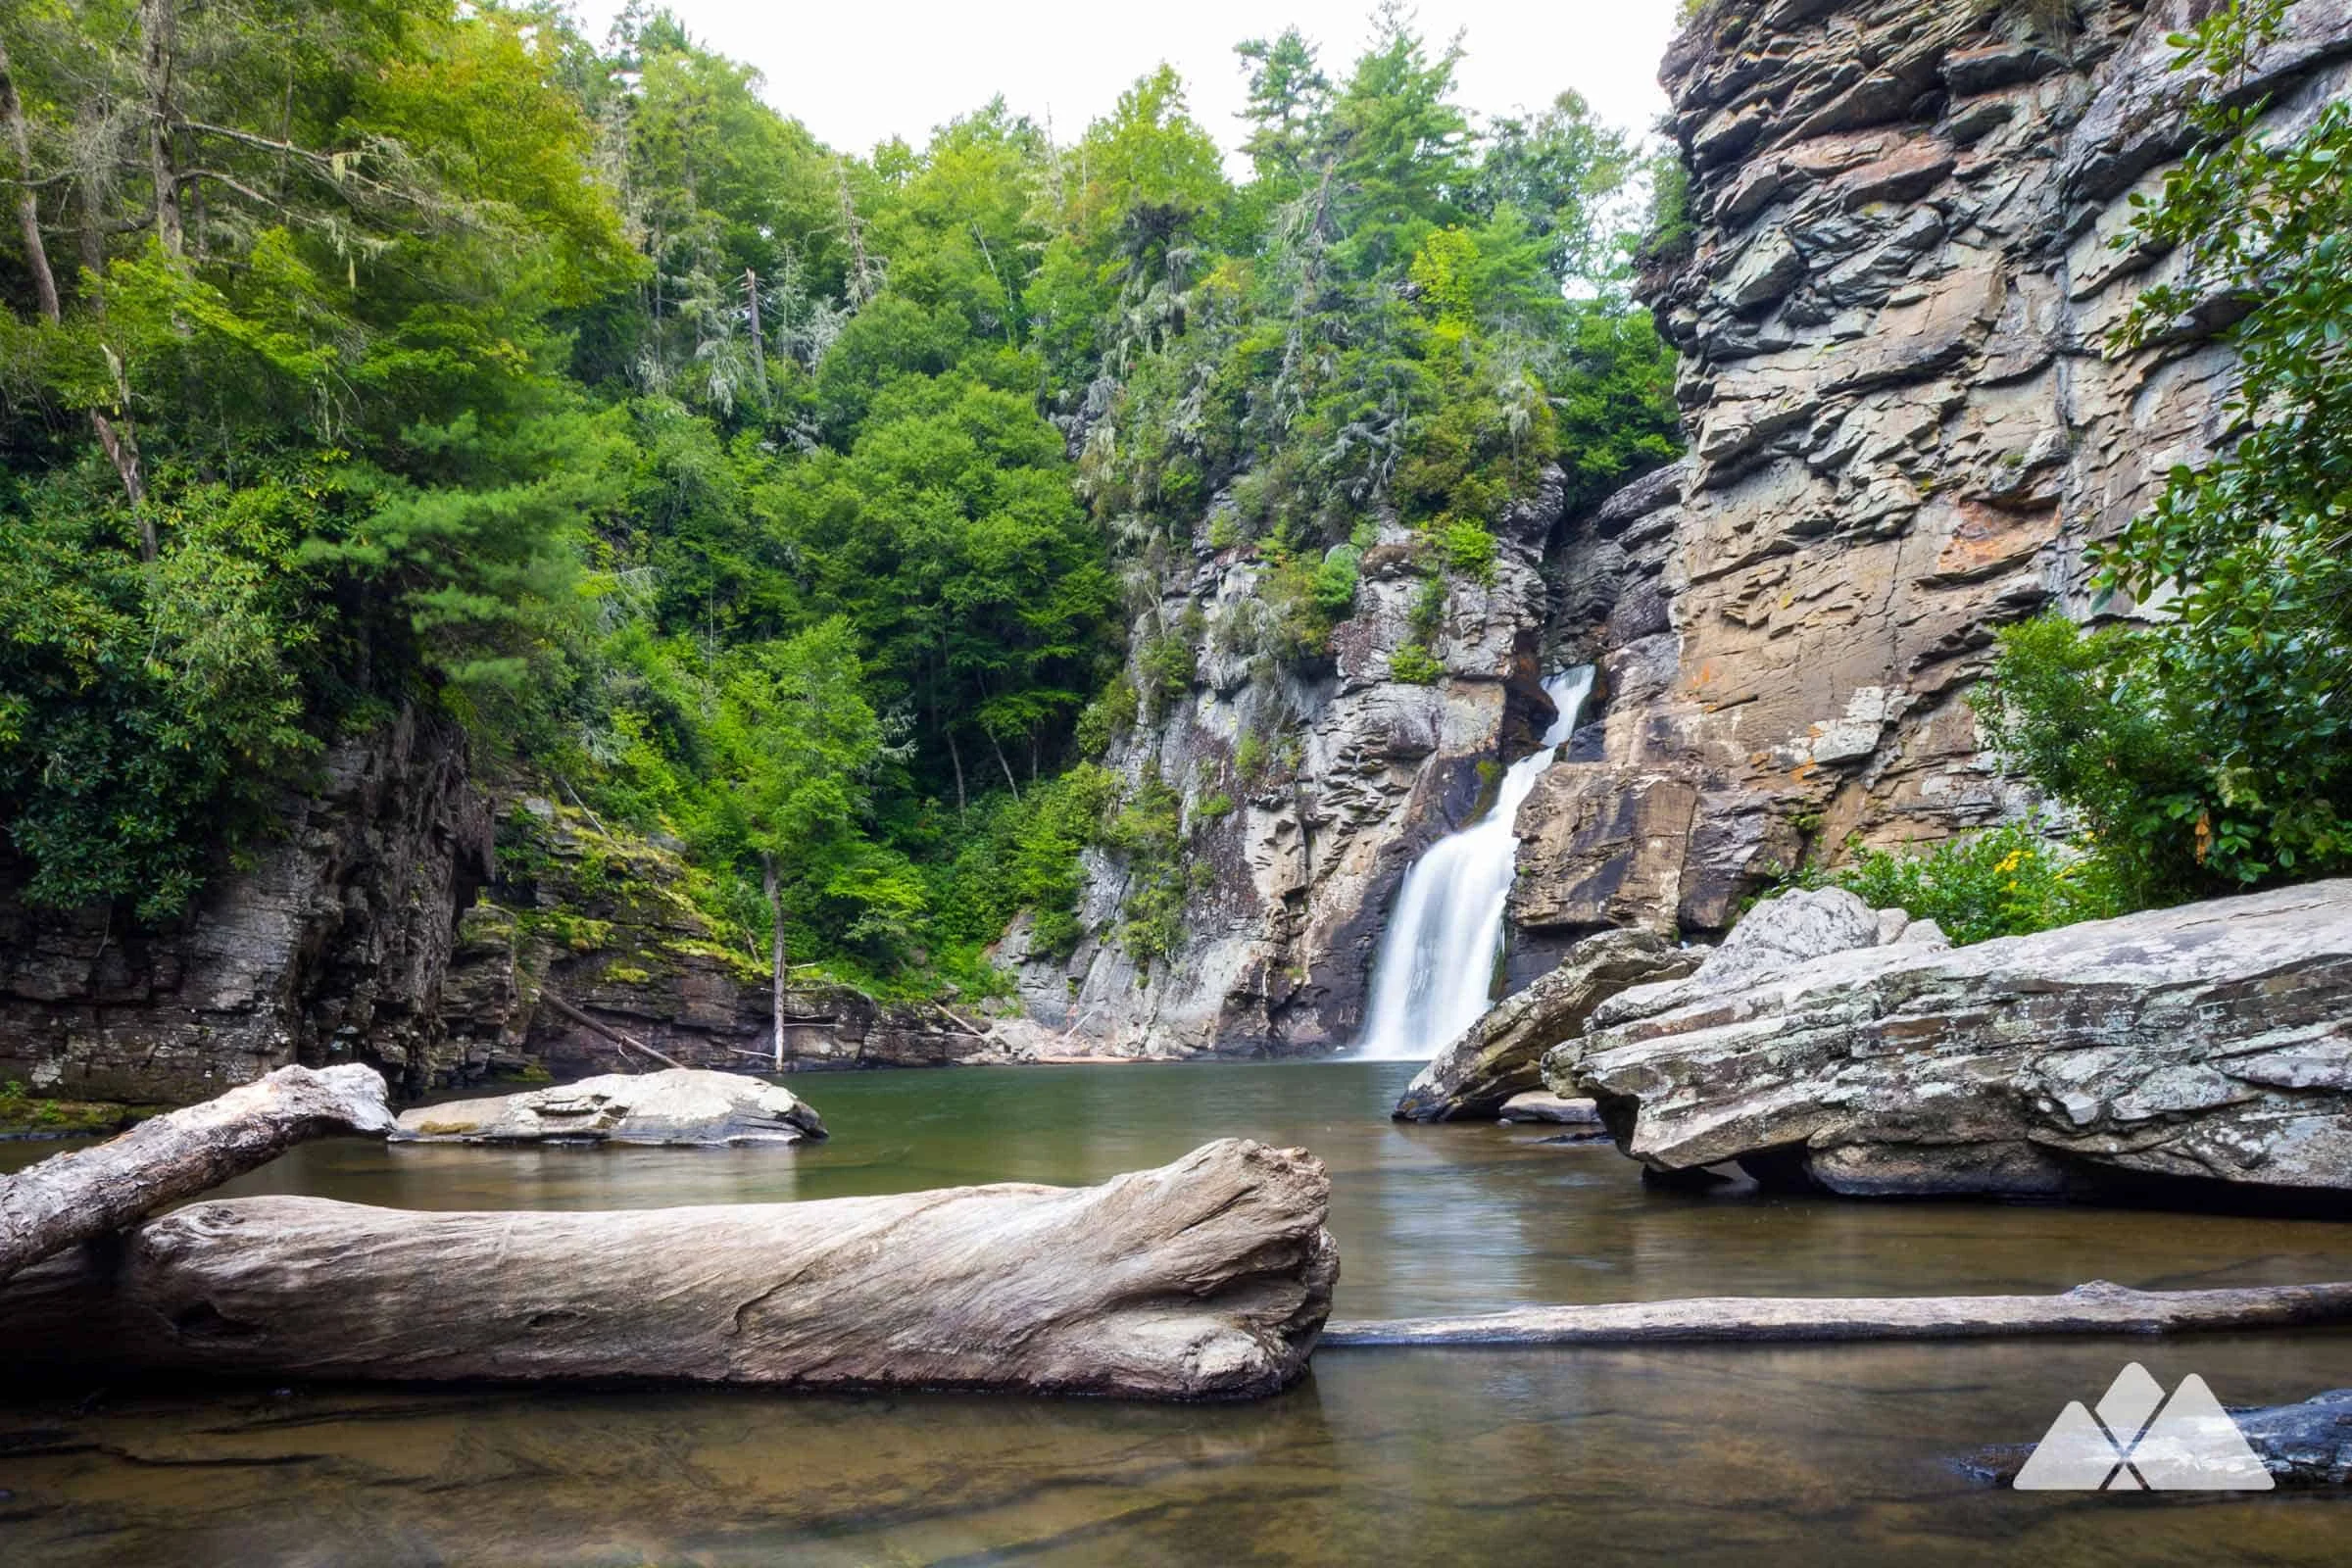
[1407,574,1447,643]
[1234,730,1268,782]
[1789,820,2125,947]
[1310,546,1362,620]
[1440,519,1496,585]
[1196,791,1235,821]
[1977,0,2352,907]
[1138,630,1198,720]
[1263,549,1355,669]
[928,763,1122,964]
[1075,674,1140,759]
[1388,643,1445,685]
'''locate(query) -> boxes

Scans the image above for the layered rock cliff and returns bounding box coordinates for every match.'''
[14,2,2344,1084]
[1004,477,1570,1058]
[440,802,971,1078]
[1027,0,2352,1056]
[0,710,490,1102]
[1513,0,2352,944]
[0,736,969,1105]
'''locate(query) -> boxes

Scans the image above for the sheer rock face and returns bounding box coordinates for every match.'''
[1515,0,2352,944]
[393,1069,825,1147]
[1004,480,1569,1060]
[0,710,491,1104]
[1545,881,2352,1200]
[1393,929,1698,1122]
[0,732,968,1106]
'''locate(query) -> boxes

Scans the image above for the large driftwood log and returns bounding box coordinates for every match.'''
[0,1063,393,1283]
[1320,1279,2352,1347]
[0,1138,1338,1400]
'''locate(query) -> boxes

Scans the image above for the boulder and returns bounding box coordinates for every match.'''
[1966,1388,2352,1490]
[1548,881,2352,1201]
[1497,1092,1603,1127]
[1393,930,1699,1122]
[1581,887,1947,1032]
[394,1068,825,1147]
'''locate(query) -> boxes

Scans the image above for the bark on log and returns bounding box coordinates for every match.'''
[0,1063,393,1284]
[0,1138,1337,1400]
[1319,1279,2352,1347]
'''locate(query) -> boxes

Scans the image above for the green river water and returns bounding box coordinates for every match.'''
[4,1059,2350,1565]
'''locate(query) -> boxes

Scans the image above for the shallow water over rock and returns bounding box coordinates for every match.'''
[5,1061,2351,1564]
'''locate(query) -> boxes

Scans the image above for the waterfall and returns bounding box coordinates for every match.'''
[1354,666,1596,1061]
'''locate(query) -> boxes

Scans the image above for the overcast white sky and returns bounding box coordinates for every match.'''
[570,0,1682,164]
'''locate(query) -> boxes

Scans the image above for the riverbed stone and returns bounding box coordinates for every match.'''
[1547,881,2352,1202]
[1966,1387,2352,1489]
[1394,930,1698,1122]
[1497,1092,1603,1127]
[393,1068,826,1147]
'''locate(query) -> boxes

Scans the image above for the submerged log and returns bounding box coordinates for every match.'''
[0,1138,1337,1400]
[0,1063,394,1283]
[1320,1279,2352,1347]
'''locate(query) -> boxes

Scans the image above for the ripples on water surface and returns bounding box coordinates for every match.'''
[4,1060,2350,1565]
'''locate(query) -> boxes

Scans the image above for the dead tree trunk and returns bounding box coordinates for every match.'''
[742,268,767,402]
[139,0,183,259]
[537,988,689,1071]
[762,851,785,1072]
[0,43,62,320]
[1319,1279,2352,1348]
[0,40,149,556]
[0,1139,1338,1400]
[944,723,968,816]
[0,1064,393,1284]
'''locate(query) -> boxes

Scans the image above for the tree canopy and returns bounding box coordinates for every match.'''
[0,0,1680,996]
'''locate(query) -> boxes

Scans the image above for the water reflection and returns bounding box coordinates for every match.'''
[5,1061,2351,1564]
[6,1338,2350,1566]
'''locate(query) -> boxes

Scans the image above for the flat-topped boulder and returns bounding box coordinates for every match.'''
[1545,881,2352,1201]
[1497,1092,1603,1127]
[394,1068,825,1147]
[1394,930,1698,1122]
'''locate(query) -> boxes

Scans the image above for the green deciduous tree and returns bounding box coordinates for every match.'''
[1988,0,2352,903]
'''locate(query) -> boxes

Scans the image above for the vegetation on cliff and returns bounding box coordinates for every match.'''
[0,0,1677,998]
[1989,0,2352,909]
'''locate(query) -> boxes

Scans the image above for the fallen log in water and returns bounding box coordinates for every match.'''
[0,1138,1337,1400]
[1319,1279,2352,1347]
[0,1063,394,1284]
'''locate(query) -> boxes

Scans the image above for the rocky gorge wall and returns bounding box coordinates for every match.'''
[0,733,971,1106]
[1000,473,1571,1059]
[13,1,2348,1088]
[439,801,973,1080]
[0,710,490,1102]
[1513,0,2352,949]
[1024,0,2352,1058]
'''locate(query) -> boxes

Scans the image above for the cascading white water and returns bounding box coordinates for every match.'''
[1354,665,1596,1061]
